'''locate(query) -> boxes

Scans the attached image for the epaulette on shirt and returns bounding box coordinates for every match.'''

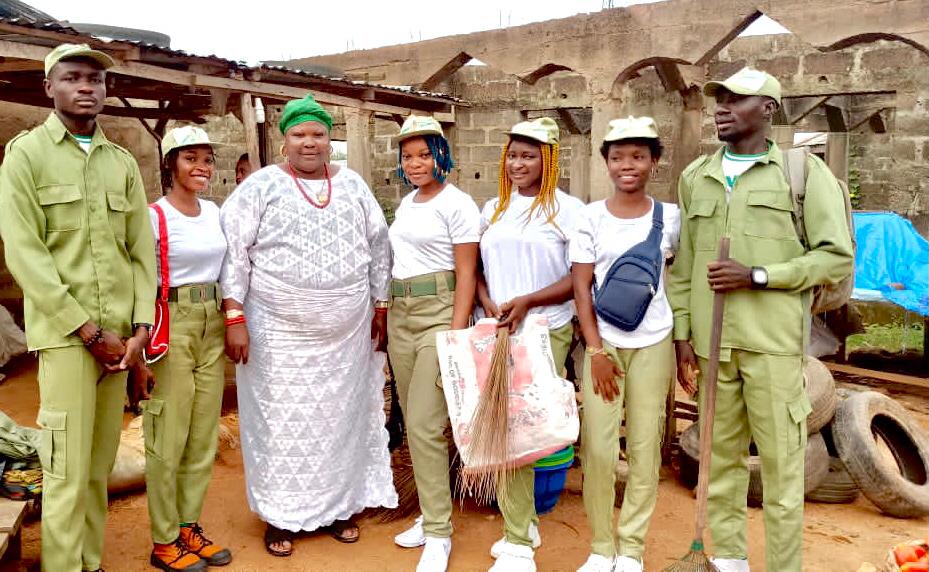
[679,154,714,207]
[109,140,134,159]
[4,129,30,154]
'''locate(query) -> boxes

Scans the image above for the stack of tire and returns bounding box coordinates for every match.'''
[675,356,929,518]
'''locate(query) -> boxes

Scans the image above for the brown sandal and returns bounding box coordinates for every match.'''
[325,518,360,543]
[264,524,294,557]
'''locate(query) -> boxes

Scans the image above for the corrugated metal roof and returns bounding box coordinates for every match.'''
[0,0,53,23]
[0,17,462,104]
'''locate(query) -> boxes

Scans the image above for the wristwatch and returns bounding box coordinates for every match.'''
[132,323,153,336]
[750,266,768,289]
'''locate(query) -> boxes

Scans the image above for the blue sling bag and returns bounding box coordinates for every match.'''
[593,200,664,332]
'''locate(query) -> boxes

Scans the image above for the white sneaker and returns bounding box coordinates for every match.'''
[710,558,750,572]
[416,537,452,572]
[490,521,542,558]
[395,515,425,548]
[577,554,615,572]
[614,555,643,572]
[489,542,536,572]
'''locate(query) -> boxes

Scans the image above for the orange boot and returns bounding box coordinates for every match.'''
[179,523,233,566]
[150,538,207,571]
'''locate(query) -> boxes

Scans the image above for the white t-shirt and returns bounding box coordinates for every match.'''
[149,197,228,287]
[480,189,585,329]
[721,147,767,197]
[389,184,481,280]
[570,198,681,349]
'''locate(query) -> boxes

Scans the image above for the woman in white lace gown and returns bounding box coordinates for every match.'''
[219,94,397,557]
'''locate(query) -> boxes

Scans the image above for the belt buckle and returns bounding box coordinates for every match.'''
[404,282,412,297]
[192,286,204,303]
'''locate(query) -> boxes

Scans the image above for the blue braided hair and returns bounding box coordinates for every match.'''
[397,134,455,188]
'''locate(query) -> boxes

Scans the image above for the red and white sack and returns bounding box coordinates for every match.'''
[436,315,579,470]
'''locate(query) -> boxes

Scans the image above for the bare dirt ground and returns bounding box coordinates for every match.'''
[1,356,926,572]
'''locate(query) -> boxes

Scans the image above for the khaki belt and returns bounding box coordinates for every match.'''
[166,283,219,303]
[391,272,456,298]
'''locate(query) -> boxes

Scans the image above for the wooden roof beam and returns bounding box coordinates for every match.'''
[0,22,140,59]
[0,87,203,121]
[0,38,447,115]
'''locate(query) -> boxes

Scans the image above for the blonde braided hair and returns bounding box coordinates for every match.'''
[490,139,561,227]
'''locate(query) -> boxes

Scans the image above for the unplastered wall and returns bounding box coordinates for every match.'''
[709,35,929,229]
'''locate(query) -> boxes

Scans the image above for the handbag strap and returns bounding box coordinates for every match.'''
[646,199,664,246]
[149,203,170,302]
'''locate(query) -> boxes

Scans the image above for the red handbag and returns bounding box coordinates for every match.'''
[145,204,170,363]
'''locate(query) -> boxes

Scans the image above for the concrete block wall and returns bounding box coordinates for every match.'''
[711,36,929,228]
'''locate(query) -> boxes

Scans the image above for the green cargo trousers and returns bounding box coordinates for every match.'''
[387,271,456,538]
[497,320,575,547]
[581,335,673,559]
[698,350,810,572]
[144,284,225,544]
[37,346,127,572]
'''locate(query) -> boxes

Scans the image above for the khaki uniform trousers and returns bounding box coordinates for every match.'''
[699,350,809,572]
[497,320,575,547]
[144,284,225,544]
[37,346,127,572]
[581,335,673,559]
[387,271,456,538]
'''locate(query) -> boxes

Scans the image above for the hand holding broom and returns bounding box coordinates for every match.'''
[664,236,730,572]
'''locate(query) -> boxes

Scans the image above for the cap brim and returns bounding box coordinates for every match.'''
[63,50,116,71]
[603,133,659,143]
[393,129,444,145]
[704,80,767,98]
[506,131,552,145]
[48,49,117,76]
[86,50,116,70]
[163,141,228,156]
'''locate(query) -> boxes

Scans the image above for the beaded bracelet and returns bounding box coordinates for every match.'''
[585,346,606,357]
[83,327,104,347]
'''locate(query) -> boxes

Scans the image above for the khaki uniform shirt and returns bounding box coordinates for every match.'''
[0,113,156,351]
[667,141,854,359]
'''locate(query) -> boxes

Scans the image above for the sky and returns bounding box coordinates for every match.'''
[28,0,787,65]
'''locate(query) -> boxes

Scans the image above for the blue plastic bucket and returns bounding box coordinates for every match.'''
[533,446,575,515]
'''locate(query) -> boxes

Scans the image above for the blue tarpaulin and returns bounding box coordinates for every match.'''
[852,212,929,316]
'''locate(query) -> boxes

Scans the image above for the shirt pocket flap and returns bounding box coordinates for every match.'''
[787,395,812,424]
[746,190,793,212]
[37,184,81,206]
[37,408,67,430]
[688,199,717,218]
[106,192,129,212]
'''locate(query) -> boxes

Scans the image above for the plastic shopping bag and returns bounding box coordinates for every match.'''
[436,315,579,471]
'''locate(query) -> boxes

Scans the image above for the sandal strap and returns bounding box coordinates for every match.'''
[264,524,294,544]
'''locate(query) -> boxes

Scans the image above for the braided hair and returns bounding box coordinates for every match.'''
[397,134,455,187]
[490,135,561,227]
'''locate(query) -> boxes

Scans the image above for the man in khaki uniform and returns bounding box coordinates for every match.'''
[667,68,853,572]
[0,44,156,571]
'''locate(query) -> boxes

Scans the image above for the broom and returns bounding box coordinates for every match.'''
[664,237,729,572]
[458,326,514,504]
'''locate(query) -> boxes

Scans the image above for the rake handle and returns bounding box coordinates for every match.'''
[693,236,730,542]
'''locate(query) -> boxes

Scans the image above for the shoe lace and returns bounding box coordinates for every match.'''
[185,523,213,550]
[164,538,195,565]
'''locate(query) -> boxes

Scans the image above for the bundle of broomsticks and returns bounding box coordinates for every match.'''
[373,327,514,521]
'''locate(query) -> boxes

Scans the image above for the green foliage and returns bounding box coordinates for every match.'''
[377,195,396,225]
[847,322,924,354]
[847,168,861,209]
